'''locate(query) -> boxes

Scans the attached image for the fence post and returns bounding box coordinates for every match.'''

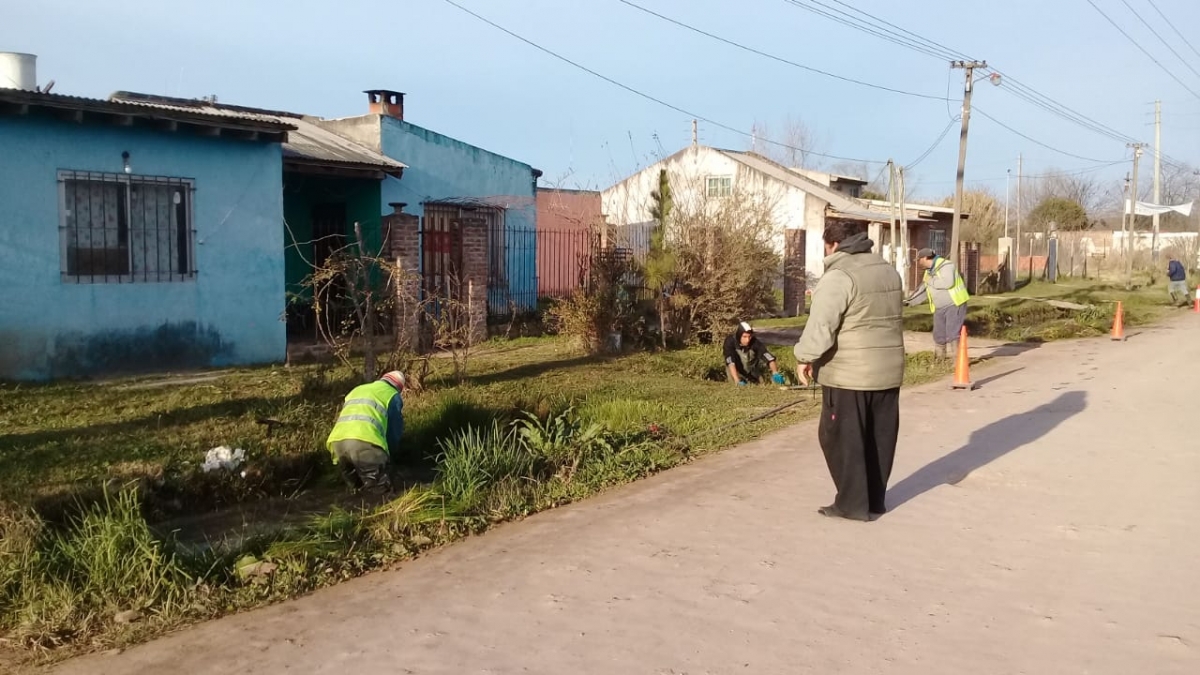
[386,203,421,352]
[460,219,489,345]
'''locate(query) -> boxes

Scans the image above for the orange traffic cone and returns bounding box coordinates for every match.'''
[1111,301,1126,341]
[951,325,975,391]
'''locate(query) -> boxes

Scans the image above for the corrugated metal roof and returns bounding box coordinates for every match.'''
[718,150,864,213]
[109,92,405,173]
[0,88,293,133]
[283,119,405,173]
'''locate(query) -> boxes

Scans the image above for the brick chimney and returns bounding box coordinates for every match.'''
[365,90,405,119]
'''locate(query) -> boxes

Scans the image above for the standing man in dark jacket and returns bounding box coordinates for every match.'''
[795,224,906,521]
[1166,251,1189,307]
[723,322,786,386]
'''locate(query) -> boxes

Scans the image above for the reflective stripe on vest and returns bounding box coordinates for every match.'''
[325,380,397,458]
[925,258,970,312]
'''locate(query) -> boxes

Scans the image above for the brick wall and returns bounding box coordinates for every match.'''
[385,204,421,352]
[460,217,489,346]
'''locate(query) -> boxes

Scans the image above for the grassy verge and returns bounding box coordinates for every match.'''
[1,337,955,663]
[754,279,1175,341]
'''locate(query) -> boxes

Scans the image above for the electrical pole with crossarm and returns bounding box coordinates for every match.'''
[949,60,989,269]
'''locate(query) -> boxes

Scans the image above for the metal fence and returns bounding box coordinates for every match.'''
[485,224,597,322]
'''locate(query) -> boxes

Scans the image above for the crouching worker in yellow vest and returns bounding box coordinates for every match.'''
[906,248,970,360]
[326,371,406,495]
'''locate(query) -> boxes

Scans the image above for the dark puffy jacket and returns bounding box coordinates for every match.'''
[723,327,776,382]
[1168,259,1186,282]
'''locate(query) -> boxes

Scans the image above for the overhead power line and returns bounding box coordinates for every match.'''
[905,117,959,169]
[1116,0,1200,80]
[437,0,888,163]
[1083,0,1200,99]
[780,0,957,61]
[1145,0,1200,62]
[819,0,974,62]
[780,0,1190,158]
[973,107,1122,163]
[616,0,950,101]
[622,0,1127,172]
[917,160,1127,186]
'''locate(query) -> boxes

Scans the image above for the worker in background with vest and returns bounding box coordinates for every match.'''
[326,371,406,496]
[907,248,970,360]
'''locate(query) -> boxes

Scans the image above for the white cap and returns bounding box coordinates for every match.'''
[740,321,754,332]
[380,371,406,390]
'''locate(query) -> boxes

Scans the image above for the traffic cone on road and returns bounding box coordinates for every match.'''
[1111,302,1126,341]
[951,325,975,391]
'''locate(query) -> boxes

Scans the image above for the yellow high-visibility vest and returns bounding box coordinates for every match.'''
[325,380,397,461]
[924,258,969,312]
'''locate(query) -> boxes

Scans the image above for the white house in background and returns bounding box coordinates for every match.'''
[601,144,961,290]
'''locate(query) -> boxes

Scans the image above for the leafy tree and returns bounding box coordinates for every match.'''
[940,189,1005,242]
[1029,196,1090,231]
[645,169,677,347]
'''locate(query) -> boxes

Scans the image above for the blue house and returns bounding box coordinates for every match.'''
[317,91,542,318]
[107,92,409,342]
[120,90,542,324]
[0,87,293,380]
[115,90,540,326]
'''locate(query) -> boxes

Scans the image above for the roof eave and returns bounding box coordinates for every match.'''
[0,89,293,141]
[283,157,403,180]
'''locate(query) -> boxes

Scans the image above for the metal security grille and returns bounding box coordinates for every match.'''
[59,171,195,283]
[420,203,467,304]
[928,228,948,257]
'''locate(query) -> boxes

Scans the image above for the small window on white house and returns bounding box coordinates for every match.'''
[59,171,195,283]
[706,175,733,198]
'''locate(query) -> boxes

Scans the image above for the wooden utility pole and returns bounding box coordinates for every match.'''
[887,159,897,264]
[1152,100,1162,259]
[1127,144,1145,290]
[949,60,987,266]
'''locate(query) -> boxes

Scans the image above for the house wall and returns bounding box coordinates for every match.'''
[0,116,284,380]
[282,173,383,298]
[374,117,538,313]
[536,188,603,297]
[600,146,832,280]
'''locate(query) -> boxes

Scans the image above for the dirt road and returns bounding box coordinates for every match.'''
[55,316,1200,674]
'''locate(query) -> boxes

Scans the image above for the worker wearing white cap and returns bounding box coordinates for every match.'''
[723,321,786,386]
[325,371,406,495]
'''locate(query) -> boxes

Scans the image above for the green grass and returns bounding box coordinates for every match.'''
[752,279,1177,342]
[3,278,1153,662]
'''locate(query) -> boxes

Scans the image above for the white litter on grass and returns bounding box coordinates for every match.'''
[202,446,246,473]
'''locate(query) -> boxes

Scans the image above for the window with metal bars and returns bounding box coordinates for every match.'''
[927,228,948,257]
[58,171,196,283]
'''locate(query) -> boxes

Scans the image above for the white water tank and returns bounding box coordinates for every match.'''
[0,52,37,91]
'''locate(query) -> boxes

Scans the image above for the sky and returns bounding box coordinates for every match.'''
[6,0,1200,203]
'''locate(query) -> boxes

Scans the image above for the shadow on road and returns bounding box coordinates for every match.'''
[984,342,1042,357]
[887,390,1087,511]
[974,367,1024,388]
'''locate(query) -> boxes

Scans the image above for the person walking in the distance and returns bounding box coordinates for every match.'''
[326,371,407,496]
[907,248,970,360]
[794,223,905,521]
[1166,250,1189,307]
